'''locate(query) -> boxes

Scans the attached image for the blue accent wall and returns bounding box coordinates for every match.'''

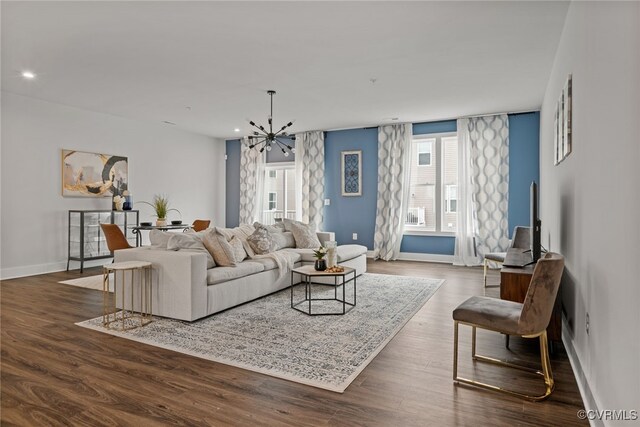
[226,113,540,253]
[324,128,379,249]
[225,139,241,228]
[508,112,540,237]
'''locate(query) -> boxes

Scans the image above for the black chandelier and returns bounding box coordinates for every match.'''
[247,90,296,156]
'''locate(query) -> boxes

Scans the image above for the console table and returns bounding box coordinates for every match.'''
[500,248,562,343]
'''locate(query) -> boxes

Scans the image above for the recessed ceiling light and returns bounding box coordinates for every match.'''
[21,70,36,80]
[234,128,240,132]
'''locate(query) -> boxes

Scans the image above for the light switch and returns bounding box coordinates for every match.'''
[324,199,331,206]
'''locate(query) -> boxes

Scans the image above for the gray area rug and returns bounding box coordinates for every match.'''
[76,273,443,392]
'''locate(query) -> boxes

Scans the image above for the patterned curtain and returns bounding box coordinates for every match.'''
[374,123,412,261]
[294,131,325,230]
[454,115,510,266]
[239,137,266,225]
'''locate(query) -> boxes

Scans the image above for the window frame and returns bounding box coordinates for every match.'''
[267,192,277,211]
[404,132,457,237]
[263,162,295,223]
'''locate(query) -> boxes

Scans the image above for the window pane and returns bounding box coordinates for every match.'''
[262,167,296,224]
[417,140,433,166]
[442,137,458,231]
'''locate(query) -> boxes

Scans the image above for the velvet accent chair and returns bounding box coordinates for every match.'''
[453,252,565,401]
[191,219,211,232]
[483,226,531,287]
[100,223,133,253]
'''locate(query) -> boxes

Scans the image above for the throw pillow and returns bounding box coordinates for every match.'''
[247,225,278,255]
[202,229,246,267]
[283,218,315,232]
[149,229,172,248]
[166,233,216,269]
[287,221,321,249]
[271,231,296,249]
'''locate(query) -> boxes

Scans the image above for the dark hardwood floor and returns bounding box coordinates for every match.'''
[1,260,586,426]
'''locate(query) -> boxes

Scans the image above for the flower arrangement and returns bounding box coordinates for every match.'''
[313,246,327,260]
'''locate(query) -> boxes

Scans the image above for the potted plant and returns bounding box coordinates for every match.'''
[313,246,328,271]
[139,194,180,226]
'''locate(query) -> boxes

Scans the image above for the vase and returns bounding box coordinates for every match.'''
[325,241,337,268]
[156,218,167,227]
[314,259,327,271]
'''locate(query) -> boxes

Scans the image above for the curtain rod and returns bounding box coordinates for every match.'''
[316,109,539,134]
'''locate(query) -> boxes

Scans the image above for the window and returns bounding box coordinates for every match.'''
[262,163,296,225]
[268,192,277,210]
[445,185,457,213]
[405,133,458,234]
[417,141,432,166]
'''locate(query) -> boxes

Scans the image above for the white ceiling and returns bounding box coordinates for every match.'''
[1,1,569,139]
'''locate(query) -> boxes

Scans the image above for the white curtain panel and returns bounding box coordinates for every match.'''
[374,123,412,261]
[454,115,510,266]
[239,137,266,225]
[294,131,325,230]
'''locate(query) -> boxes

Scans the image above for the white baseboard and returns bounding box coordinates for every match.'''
[562,315,602,427]
[365,250,454,264]
[398,252,454,263]
[1,259,110,280]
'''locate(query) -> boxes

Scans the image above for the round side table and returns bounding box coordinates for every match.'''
[103,261,153,330]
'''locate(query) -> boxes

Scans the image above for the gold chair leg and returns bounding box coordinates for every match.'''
[483,259,488,287]
[453,324,555,401]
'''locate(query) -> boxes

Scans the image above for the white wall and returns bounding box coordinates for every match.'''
[540,2,639,423]
[1,92,226,278]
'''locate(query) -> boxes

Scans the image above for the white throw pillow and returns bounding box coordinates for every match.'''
[167,233,216,269]
[202,229,247,267]
[284,219,321,249]
[149,229,172,248]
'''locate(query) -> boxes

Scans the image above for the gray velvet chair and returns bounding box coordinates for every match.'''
[483,226,531,287]
[453,252,564,400]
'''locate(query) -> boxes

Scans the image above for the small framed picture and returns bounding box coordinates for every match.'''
[341,150,362,196]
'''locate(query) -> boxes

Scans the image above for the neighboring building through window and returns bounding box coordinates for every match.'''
[262,164,296,225]
[406,133,458,233]
[417,141,432,166]
[268,192,277,210]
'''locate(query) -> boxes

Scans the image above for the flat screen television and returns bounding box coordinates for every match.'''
[530,181,542,263]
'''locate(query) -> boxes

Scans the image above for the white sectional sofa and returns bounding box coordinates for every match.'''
[114,231,367,321]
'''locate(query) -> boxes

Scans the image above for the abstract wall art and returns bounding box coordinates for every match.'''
[341,150,362,196]
[554,74,572,165]
[62,149,128,197]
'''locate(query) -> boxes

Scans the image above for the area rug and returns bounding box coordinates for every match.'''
[59,274,113,292]
[76,273,443,392]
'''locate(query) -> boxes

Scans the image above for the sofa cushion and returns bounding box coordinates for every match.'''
[166,233,216,268]
[251,251,302,271]
[206,261,265,285]
[337,245,368,262]
[284,219,321,249]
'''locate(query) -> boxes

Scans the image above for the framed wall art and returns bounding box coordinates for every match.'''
[341,150,362,196]
[62,149,128,197]
[554,74,572,165]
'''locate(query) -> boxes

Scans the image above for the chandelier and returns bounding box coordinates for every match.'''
[247,90,296,156]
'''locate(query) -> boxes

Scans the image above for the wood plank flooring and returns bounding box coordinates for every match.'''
[1,260,587,426]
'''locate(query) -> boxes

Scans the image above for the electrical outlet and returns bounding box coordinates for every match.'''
[324,199,330,206]
[352,233,358,240]
[586,312,590,335]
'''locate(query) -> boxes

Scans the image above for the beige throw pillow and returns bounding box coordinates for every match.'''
[202,229,246,267]
[286,220,321,249]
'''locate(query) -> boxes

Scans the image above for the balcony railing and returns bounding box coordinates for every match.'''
[406,207,425,225]
[262,210,296,225]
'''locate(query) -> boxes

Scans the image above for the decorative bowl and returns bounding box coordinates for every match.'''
[171,220,183,225]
